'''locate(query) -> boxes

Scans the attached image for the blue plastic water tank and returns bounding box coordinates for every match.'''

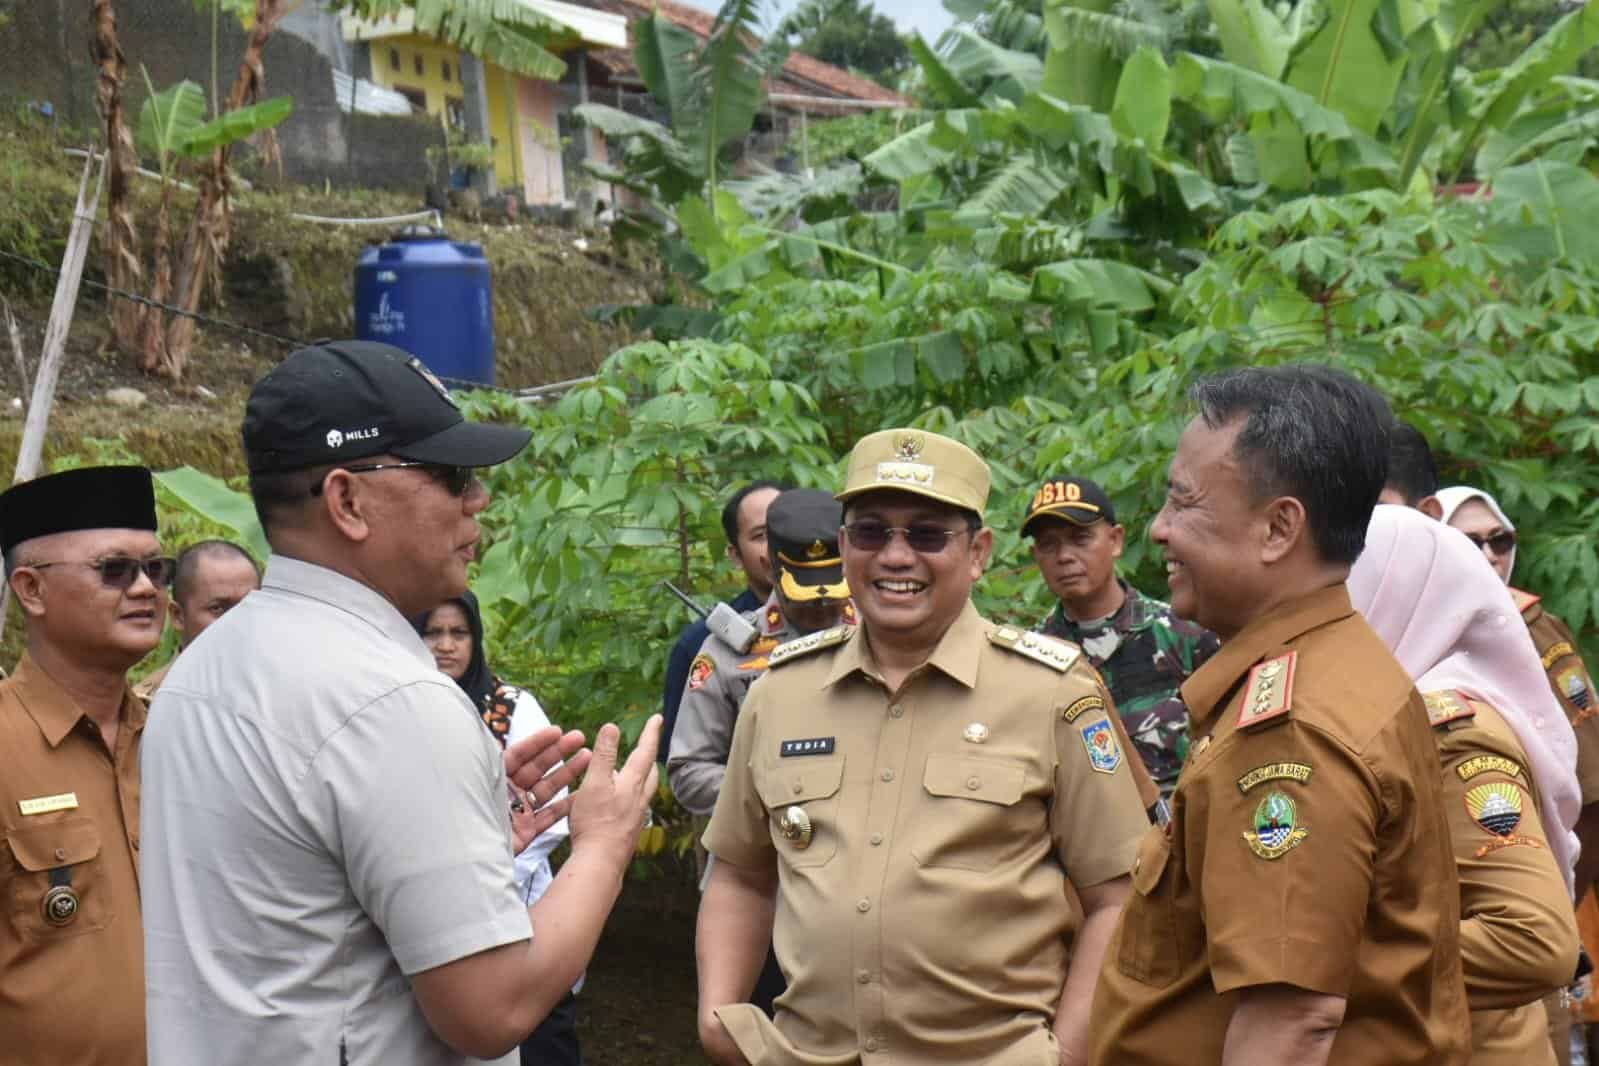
[354,226,495,387]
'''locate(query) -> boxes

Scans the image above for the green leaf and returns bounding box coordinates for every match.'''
[178,95,293,157]
[863,120,958,182]
[1111,46,1171,146]
[1491,159,1599,270]
[690,0,768,202]
[1206,0,1302,79]
[136,76,206,164]
[633,11,700,128]
[1471,3,1599,148]
[1041,0,1128,111]
[154,467,269,561]
[1032,258,1169,311]
[962,156,1071,215]
[909,32,981,108]
[918,331,966,382]
[1284,0,1409,135]
[941,26,1044,100]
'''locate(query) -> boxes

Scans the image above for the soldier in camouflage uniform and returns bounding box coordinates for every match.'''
[1026,475,1220,797]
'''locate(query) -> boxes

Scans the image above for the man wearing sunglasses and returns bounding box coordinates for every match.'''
[141,341,661,1066]
[0,464,170,1066]
[696,428,1151,1066]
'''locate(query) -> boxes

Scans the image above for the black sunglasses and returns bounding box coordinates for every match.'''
[311,462,475,497]
[28,555,176,589]
[843,521,968,554]
[1462,530,1517,556]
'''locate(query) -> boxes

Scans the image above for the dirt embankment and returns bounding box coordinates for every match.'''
[0,107,654,477]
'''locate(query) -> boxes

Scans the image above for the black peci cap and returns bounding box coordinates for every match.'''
[1022,475,1118,536]
[242,340,531,474]
[0,466,158,554]
[769,489,849,604]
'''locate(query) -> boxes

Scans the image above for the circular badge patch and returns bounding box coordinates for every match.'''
[1243,789,1308,859]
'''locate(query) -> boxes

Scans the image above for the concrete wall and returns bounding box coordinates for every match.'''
[0,0,439,192]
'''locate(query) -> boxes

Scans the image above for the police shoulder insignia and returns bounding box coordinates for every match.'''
[1541,640,1576,671]
[1466,782,1543,856]
[1423,690,1475,728]
[1062,694,1106,722]
[768,626,851,668]
[1558,665,1595,719]
[687,653,715,690]
[1236,652,1296,730]
[1080,718,1122,774]
[990,627,1081,673]
[1242,789,1307,859]
[1457,755,1524,782]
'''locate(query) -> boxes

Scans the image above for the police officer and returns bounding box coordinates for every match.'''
[697,428,1151,1065]
[1091,366,1471,1066]
[0,465,171,1066]
[669,488,853,818]
[1026,474,1219,798]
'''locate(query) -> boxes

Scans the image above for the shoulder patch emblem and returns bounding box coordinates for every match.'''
[767,625,851,667]
[1558,665,1593,714]
[990,627,1081,673]
[1541,640,1576,671]
[1465,782,1543,856]
[1236,762,1312,794]
[687,653,715,690]
[1062,694,1105,722]
[1423,690,1475,728]
[1457,755,1524,782]
[1243,789,1307,859]
[1236,652,1296,730]
[1080,719,1122,773]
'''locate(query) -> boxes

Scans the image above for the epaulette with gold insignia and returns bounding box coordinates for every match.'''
[1423,690,1475,729]
[1510,587,1540,615]
[1237,652,1296,730]
[989,626,1081,673]
[768,626,851,667]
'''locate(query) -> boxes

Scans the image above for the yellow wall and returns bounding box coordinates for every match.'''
[368,34,522,189]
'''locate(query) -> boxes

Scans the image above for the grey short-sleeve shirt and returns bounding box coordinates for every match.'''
[141,556,531,1066]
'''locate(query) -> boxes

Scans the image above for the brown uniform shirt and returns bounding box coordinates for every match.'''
[1427,690,1577,1066]
[704,602,1151,1065]
[1091,584,1471,1066]
[0,653,146,1065]
[1514,590,1599,805]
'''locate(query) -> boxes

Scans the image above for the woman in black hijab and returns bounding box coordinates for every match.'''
[415,592,584,1066]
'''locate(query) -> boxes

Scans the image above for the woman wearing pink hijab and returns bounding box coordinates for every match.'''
[1350,505,1580,1066]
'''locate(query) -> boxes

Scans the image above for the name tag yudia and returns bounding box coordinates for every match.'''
[19,792,79,816]
[780,737,835,757]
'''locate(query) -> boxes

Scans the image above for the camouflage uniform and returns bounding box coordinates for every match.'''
[1039,578,1220,795]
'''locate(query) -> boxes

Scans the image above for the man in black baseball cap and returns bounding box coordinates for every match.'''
[142,341,663,1066]
[1025,473,1218,797]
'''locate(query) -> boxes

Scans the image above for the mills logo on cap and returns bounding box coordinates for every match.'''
[837,428,990,517]
[243,340,530,474]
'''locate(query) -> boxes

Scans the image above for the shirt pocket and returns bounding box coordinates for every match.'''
[1115,825,1183,987]
[4,817,111,941]
[756,757,846,868]
[910,753,1030,872]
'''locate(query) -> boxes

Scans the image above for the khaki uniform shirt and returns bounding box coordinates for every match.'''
[704,602,1150,1065]
[1514,590,1599,805]
[669,597,801,816]
[1091,584,1471,1066]
[0,653,147,1066]
[131,658,171,705]
[1427,690,1577,1066]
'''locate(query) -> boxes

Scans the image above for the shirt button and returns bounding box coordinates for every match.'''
[857,970,871,984]
[857,897,871,913]
[865,1038,880,1052]
[869,832,883,846]
[966,776,982,791]
[793,781,804,794]
[53,847,67,861]
[880,769,895,782]
[888,705,904,719]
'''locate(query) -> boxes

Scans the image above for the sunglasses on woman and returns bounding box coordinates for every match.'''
[1462,530,1516,556]
[27,555,177,589]
[843,521,969,554]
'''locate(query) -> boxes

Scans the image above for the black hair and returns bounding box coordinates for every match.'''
[1189,364,1391,565]
[248,465,335,542]
[1384,422,1439,505]
[720,480,789,546]
[173,540,261,605]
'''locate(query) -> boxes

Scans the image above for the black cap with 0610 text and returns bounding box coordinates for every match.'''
[243,340,531,474]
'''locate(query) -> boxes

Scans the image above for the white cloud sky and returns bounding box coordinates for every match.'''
[683,0,957,45]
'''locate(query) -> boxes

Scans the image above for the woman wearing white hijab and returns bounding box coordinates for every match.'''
[1436,485,1518,585]
[1350,505,1579,1066]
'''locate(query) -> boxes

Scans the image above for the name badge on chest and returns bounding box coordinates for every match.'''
[780,737,835,757]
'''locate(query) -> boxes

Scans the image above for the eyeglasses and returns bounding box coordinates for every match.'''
[843,521,968,554]
[1463,530,1517,556]
[311,462,475,497]
[27,555,176,589]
